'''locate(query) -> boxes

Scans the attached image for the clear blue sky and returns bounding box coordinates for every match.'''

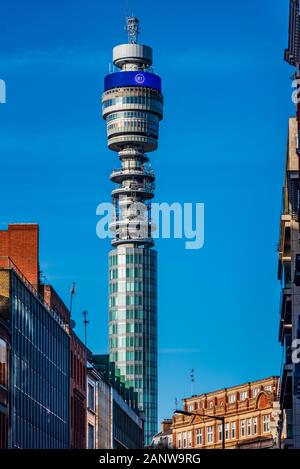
[0,0,293,423]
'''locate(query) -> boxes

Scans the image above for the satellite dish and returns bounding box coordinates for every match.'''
[70,319,76,329]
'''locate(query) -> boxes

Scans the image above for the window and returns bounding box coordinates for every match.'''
[263,415,270,433]
[218,424,223,441]
[207,426,214,443]
[187,431,192,447]
[225,423,230,440]
[0,339,8,388]
[240,419,246,437]
[88,383,95,411]
[231,422,236,439]
[177,433,182,449]
[228,394,236,403]
[252,388,259,398]
[196,428,202,446]
[247,418,252,435]
[188,404,194,412]
[240,391,248,401]
[183,432,187,448]
[253,417,258,434]
[264,385,272,392]
[88,423,95,449]
[209,401,213,409]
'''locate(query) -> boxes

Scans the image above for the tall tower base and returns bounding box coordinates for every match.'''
[109,246,157,444]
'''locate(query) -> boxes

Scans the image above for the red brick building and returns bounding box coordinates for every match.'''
[70,331,89,448]
[172,376,280,449]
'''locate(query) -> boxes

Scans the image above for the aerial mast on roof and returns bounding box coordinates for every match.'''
[126,16,140,44]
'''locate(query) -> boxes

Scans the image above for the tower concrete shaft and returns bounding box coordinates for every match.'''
[102,17,163,445]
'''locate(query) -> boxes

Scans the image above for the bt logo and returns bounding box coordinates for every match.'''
[135,73,145,84]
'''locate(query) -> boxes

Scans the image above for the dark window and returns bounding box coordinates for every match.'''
[88,383,95,411]
[88,423,94,449]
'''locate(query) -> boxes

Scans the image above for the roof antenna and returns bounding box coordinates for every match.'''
[82,310,89,346]
[190,369,195,396]
[126,16,140,44]
[69,282,76,315]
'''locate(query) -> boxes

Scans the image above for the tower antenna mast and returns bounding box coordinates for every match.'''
[126,16,140,44]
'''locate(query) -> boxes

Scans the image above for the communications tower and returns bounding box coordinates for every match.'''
[102,16,163,444]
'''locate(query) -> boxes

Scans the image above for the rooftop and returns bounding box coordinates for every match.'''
[183,376,279,401]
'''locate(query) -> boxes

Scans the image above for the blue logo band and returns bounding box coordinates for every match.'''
[104,71,162,92]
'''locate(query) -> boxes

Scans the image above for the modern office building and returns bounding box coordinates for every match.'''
[172,377,280,449]
[89,355,144,448]
[40,278,90,449]
[111,386,143,449]
[0,224,70,448]
[102,16,163,444]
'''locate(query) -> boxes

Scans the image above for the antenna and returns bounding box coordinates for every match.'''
[82,310,89,346]
[190,369,195,396]
[69,282,76,315]
[126,16,140,44]
[175,397,178,410]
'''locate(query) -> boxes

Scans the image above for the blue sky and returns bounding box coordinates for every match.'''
[0,0,293,422]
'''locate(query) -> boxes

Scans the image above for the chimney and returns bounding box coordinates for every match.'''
[0,224,39,288]
[161,419,172,433]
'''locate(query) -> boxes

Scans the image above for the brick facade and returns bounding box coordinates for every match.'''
[70,332,88,449]
[172,376,280,449]
[0,224,39,287]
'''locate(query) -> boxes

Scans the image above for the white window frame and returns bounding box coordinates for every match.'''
[231,422,236,439]
[187,430,192,447]
[196,428,202,446]
[247,418,252,436]
[253,417,258,434]
[263,415,270,433]
[218,424,223,441]
[207,426,214,444]
[177,432,182,449]
[225,423,230,440]
[228,394,236,403]
[240,419,246,437]
[240,391,248,401]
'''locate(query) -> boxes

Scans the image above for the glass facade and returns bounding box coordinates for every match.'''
[112,388,144,449]
[109,246,157,444]
[10,270,70,448]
